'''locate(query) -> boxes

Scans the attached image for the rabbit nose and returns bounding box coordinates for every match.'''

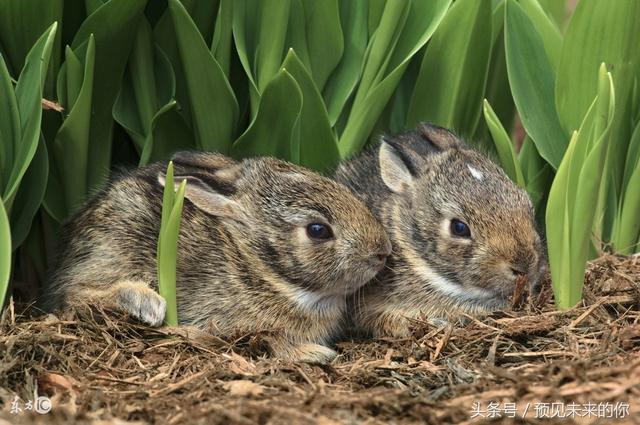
[371,251,388,263]
[370,246,390,270]
[380,239,392,258]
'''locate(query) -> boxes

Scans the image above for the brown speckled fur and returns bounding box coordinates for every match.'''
[44,152,391,362]
[335,123,546,337]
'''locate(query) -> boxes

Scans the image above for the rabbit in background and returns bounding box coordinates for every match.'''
[335,123,547,337]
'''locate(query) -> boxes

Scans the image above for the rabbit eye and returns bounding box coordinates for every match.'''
[450,219,471,238]
[306,223,333,241]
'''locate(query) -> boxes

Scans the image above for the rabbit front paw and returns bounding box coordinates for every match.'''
[285,343,338,364]
[114,282,167,327]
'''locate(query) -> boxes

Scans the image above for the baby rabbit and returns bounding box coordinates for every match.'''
[44,151,391,362]
[335,123,546,337]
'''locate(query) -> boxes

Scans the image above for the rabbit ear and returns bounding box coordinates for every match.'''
[378,140,415,194]
[171,151,238,171]
[416,122,461,151]
[157,173,246,221]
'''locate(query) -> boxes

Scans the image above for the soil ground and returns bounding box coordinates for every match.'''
[1,254,639,425]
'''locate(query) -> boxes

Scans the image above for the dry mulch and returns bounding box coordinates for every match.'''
[1,254,639,425]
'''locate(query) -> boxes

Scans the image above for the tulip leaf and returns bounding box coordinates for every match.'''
[518,0,562,70]
[407,0,493,138]
[71,0,147,191]
[0,0,63,97]
[613,120,640,253]
[504,0,567,169]
[157,161,185,326]
[281,50,340,172]
[49,36,95,217]
[483,99,524,187]
[0,195,11,309]
[113,19,182,165]
[9,135,48,248]
[323,0,368,126]
[211,0,233,77]
[555,0,640,135]
[232,69,302,161]
[298,0,343,92]
[339,0,450,158]
[169,0,238,153]
[4,23,57,207]
[0,55,19,190]
[546,64,615,309]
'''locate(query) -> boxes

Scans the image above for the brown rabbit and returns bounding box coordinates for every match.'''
[335,123,546,337]
[44,152,391,362]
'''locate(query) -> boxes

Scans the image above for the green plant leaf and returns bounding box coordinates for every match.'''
[504,0,566,169]
[339,0,451,158]
[4,22,57,208]
[211,0,233,77]
[160,162,175,238]
[232,69,302,161]
[127,20,161,140]
[483,99,524,187]
[354,1,412,111]
[407,0,492,138]
[169,0,238,153]
[519,136,553,213]
[0,1,61,70]
[612,120,640,253]
[518,0,562,70]
[231,0,260,106]
[113,19,180,165]
[374,54,421,136]
[46,40,93,222]
[368,0,386,37]
[178,0,220,44]
[85,0,107,15]
[621,119,640,202]
[473,1,514,151]
[137,100,178,166]
[545,129,577,308]
[157,162,185,327]
[49,36,95,217]
[0,55,20,190]
[546,65,615,309]
[615,159,640,254]
[9,134,48,249]
[140,104,196,165]
[0,194,11,310]
[60,44,83,111]
[0,0,63,97]
[555,0,640,135]
[571,66,615,266]
[286,0,312,78]
[298,0,343,92]
[71,0,147,191]
[281,50,339,172]
[355,1,410,105]
[113,21,154,153]
[255,0,291,91]
[232,0,291,114]
[556,0,640,241]
[537,0,566,29]
[154,8,192,128]
[323,0,368,126]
